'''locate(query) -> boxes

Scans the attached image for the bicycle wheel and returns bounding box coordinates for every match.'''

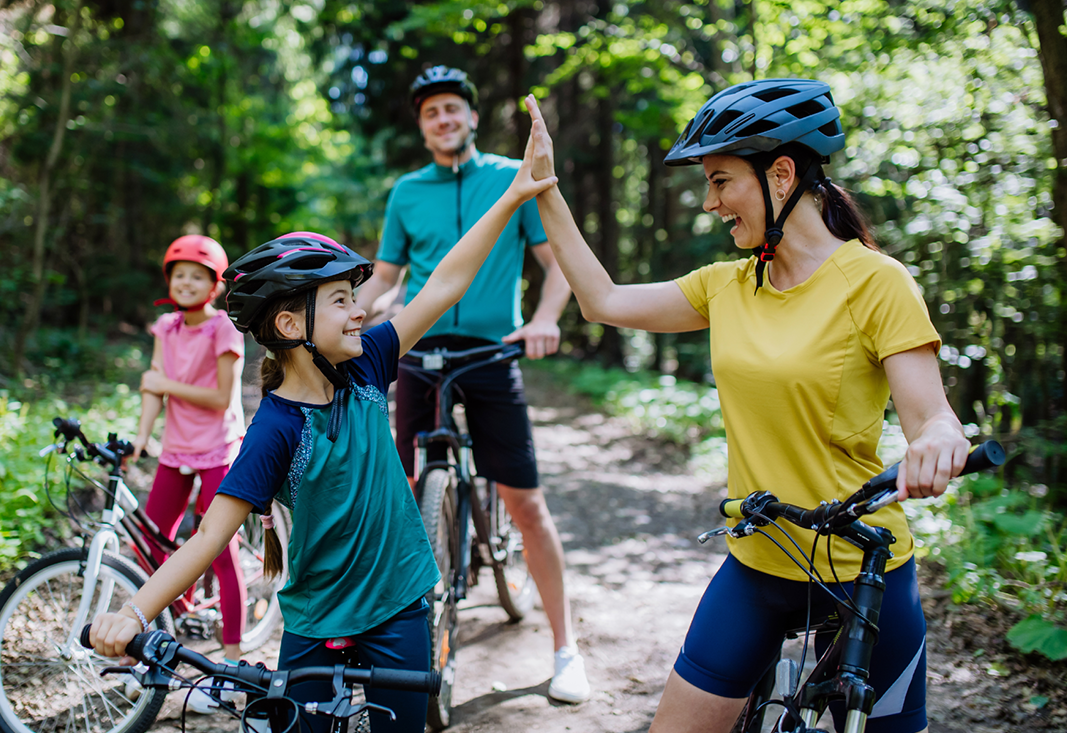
[484,480,536,621]
[416,469,458,731]
[0,548,175,733]
[201,500,291,651]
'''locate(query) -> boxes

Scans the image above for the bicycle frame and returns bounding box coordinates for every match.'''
[406,342,523,602]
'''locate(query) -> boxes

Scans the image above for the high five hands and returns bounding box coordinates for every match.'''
[524,95,556,183]
[508,112,559,202]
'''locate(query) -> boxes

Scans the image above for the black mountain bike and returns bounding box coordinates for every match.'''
[399,341,537,729]
[700,441,1005,733]
[75,626,440,733]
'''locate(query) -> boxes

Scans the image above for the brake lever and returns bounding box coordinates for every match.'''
[697,527,730,543]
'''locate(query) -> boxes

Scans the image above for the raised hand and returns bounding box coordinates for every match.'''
[524,94,556,181]
[506,117,559,203]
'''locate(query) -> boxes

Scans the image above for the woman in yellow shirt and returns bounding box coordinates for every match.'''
[525,80,968,733]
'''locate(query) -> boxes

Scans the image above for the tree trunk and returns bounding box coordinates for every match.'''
[12,2,83,375]
[595,88,624,366]
[1028,0,1067,419]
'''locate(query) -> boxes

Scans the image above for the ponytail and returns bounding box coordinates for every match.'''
[812,178,878,252]
[261,514,285,580]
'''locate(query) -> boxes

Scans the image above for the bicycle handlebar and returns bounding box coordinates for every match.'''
[715,440,1005,535]
[49,416,135,468]
[79,626,441,695]
[403,339,526,364]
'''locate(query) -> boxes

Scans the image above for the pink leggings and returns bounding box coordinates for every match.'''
[145,464,247,646]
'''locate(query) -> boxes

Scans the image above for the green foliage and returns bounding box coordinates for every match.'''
[908,471,1067,661]
[0,373,144,573]
[534,358,725,445]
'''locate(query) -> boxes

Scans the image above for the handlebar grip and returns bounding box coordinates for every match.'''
[961,440,1005,475]
[368,667,442,695]
[719,498,745,519]
[79,623,154,661]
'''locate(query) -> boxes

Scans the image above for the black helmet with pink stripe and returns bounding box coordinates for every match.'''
[224,232,372,334]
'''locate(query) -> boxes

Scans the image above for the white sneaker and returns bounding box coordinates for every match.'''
[548,646,590,703]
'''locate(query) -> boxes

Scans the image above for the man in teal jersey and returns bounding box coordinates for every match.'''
[356,66,588,704]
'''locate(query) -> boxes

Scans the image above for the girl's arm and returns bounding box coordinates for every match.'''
[390,119,559,355]
[884,344,971,500]
[526,96,707,334]
[141,351,240,412]
[89,494,253,658]
[132,337,165,459]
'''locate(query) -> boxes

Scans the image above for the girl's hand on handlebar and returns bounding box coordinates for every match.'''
[89,611,141,665]
[895,420,971,501]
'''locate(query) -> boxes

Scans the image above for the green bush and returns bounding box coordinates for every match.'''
[0,385,143,573]
[908,471,1067,661]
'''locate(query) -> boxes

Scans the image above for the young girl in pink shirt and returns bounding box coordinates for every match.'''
[132,235,246,710]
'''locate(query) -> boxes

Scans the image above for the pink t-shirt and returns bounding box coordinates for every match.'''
[151,311,245,462]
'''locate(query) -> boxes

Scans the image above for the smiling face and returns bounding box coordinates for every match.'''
[417,92,478,163]
[701,154,774,252]
[168,261,218,308]
[310,279,366,362]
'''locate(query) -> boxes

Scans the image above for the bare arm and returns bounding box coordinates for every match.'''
[390,120,559,355]
[141,351,240,412]
[884,344,970,500]
[525,95,707,334]
[355,261,405,326]
[89,494,253,658]
[501,242,572,359]
[132,338,165,459]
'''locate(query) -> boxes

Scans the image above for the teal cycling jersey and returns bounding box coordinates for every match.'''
[377,149,548,343]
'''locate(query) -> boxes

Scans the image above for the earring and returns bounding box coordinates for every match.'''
[774,189,786,201]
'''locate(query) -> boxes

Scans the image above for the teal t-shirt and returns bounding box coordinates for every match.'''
[377,150,548,342]
[219,323,439,637]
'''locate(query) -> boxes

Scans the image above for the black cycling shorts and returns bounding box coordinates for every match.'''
[676,554,927,733]
[395,336,539,489]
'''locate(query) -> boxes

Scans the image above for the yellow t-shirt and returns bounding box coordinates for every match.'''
[675,240,940,581]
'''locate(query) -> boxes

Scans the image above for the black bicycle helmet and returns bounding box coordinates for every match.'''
[664,79,845,292]
[225,232,373,335]
[410,65,479,114]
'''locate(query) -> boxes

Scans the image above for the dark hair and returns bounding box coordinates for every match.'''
[252,289,307,397]
[745,143,878,251]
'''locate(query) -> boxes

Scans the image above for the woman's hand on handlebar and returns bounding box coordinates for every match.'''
[89,610,142,664]
[895,418,971,501]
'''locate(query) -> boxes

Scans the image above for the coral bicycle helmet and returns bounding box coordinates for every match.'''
[410,65,479,114]
[157,235,229,311]
[664,79,845,292]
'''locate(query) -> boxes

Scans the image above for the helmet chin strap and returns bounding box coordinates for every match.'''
[261,290,351,441]
[753,160,819,294]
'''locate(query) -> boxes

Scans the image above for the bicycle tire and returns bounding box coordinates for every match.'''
[484,481,536,621]
[417,468,459,731]
[200,500,291,651]
[0,548,175,733]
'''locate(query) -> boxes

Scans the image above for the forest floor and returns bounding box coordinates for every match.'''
[134,365,1065,732]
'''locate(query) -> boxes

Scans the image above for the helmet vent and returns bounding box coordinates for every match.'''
[705,109,740,137]
[819,120,842,137]
[737,119,777,137]
[786,100,825,120]
[753,88,798,103]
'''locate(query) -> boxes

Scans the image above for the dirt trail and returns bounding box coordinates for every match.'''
[150,364,1059,733]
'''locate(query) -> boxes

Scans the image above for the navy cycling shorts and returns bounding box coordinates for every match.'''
[676,555,927,733]
[396,335,539,489]
[278,598,430,733]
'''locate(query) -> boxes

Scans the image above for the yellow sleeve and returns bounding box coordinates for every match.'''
[850,255,941,362]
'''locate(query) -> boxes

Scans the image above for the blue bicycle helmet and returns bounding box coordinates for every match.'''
[664,78,844,166]
[664,79,845,292]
